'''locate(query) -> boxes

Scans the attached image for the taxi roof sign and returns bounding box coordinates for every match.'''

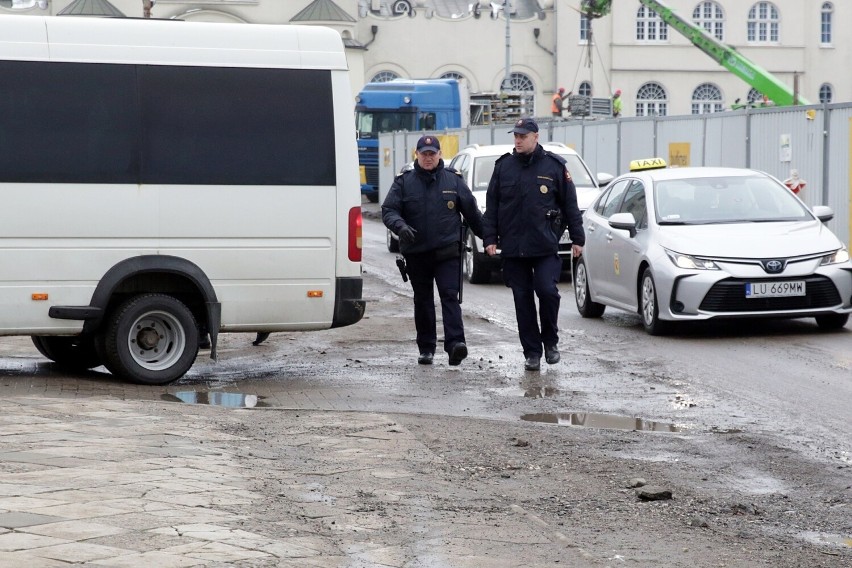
[629,157,667,172]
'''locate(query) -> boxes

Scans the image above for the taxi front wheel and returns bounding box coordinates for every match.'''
[640,268,671,336]
[574,256,605,318]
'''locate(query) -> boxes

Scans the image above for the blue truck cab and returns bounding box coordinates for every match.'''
[355,78,466,202]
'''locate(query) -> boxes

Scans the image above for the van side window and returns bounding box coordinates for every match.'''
[141,66,335,186]
[0,61,336,187]
[0,61,138,184]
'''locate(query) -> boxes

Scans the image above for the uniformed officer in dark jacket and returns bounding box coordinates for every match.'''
[482,118,584,371]
[382,135,484,366]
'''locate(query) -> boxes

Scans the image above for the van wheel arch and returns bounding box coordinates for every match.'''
[82,256,220,346]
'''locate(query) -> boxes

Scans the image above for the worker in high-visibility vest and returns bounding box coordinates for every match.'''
[612,89,623,118]
[551,88,567,117]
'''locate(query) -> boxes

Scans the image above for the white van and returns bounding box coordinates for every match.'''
[0,16,365,384]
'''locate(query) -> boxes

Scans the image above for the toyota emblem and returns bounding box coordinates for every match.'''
[762,259,785,274]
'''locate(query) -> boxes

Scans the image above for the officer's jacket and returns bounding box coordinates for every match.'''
[382,159,484,255]
[482,144,584,258]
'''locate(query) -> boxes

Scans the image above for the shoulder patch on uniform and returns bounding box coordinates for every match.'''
[445,167,464,177]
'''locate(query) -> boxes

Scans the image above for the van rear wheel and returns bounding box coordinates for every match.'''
[32,336,102,370]
[103,294,199,385]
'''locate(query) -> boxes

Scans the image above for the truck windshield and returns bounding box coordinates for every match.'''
[355,111,417,138]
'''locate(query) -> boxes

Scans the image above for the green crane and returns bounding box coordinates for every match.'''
[580,0,809,106]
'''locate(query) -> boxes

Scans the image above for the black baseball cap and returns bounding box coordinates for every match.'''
[416,135,440,153]
[509,117,539,134]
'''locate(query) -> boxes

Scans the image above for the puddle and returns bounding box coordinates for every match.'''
[162,391,269,408]
[798,531,852,548]
[524,386,560,399]
[521,412,682,432]
[710,426,744,434]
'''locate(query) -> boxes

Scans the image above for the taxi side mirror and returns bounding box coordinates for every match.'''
[608,212,637,238]
[811,205,834,224]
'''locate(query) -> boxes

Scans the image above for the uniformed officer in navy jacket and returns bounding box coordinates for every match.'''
[482,118,584,371]
[382,135,484,366]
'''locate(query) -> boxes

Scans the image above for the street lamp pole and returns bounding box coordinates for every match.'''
[503,0,511,90]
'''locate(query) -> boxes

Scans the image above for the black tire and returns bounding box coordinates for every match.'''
[574,256,605,318]
[102,293,199,385]
[464,232,491,284]
[640,268,670,335]
[31,336,102,370]
[386,229,400,253]
[815,313,849,330]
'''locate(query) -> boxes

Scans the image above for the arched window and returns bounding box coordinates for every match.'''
[692,83,723,114]
[819,83,833,104]
[578,81,592,97]
[500,72,535,116]
[370,71,400,83]
[747,88,763,104]
[748,2,779,43]
[6,0,49,7]
[636,82,667,117]
[636,6,668,41]
[745,88,775,107]
[440,71,466,84]
[693,1,724,41]
[821,2,833,45]
[501,72,534,93]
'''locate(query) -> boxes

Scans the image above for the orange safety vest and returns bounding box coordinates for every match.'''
[551,93,563,114]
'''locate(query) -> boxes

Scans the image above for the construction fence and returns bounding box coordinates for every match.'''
[377,102,852,245]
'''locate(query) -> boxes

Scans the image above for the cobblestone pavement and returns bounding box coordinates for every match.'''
[0,396,586,567]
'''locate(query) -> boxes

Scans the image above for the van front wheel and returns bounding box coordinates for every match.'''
[103,294,199,385]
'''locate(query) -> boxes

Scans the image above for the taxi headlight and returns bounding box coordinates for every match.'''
[665,249,719,270]
[820,247,850,265]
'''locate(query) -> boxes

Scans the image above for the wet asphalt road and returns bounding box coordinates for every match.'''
[0,201,848,470]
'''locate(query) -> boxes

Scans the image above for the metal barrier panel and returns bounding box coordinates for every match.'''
[618,119,656,174]
[376,103,852,245]
[708,113,748,168]
[656,115,706,167]
[467,125,494,146]
[827,105,852,245]
[551,123,587,167]
[748,106,825,208]
[377,132,409,204]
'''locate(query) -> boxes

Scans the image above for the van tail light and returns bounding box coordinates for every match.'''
[348,206,362,262]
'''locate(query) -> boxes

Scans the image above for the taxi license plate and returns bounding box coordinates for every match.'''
[745,281,806,298]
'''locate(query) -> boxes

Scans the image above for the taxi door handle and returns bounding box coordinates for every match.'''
[606,233,614,242]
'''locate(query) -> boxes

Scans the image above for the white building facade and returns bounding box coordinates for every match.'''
[2,0,848,117]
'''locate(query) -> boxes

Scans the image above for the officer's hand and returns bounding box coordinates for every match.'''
[485,244,497,256]
[572,244,583,258]
[399,225,418,245]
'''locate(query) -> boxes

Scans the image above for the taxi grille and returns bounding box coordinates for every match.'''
[699,276,841,312]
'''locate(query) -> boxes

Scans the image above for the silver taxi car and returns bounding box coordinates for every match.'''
[449,143,612,283]
[574,158,852,334]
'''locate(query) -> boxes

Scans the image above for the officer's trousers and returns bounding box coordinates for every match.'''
[404,252,464,355]
[501,254,562,358]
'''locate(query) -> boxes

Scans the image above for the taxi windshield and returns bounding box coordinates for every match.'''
[472,153,596,191]
[655,175,812,225]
